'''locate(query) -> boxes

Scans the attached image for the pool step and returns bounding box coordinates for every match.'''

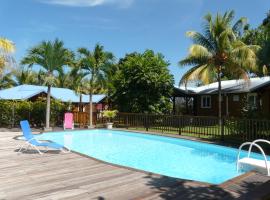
[238,157,270,175]
[237,139,270,176]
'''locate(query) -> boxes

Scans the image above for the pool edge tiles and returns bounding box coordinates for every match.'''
[36,129,257,184]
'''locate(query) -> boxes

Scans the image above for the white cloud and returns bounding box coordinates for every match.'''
[39,0,134,8]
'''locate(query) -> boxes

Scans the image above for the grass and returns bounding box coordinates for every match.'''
[112,126,249,147]
[97,121,270,146]
[117,125,222,139]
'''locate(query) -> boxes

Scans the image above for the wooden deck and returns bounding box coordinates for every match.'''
[0,131,270,200]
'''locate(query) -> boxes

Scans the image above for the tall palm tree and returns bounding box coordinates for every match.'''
[21,39,73,130]
[179,11,258,132]
[102,63,119,108]
[69,66,87,112]
[0,38,15,78]
[77,44,114,128]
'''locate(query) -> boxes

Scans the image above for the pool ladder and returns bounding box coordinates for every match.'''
[237,139,270,176]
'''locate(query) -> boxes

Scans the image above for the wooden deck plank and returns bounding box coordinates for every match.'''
[0,131,270,200]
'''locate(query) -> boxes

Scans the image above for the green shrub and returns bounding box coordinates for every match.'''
[15,101,33,123]
[0,99,69,128]
[51,99,69,126]
[31,99,46,127]
[0,100,13,126]
[102,110,118,122]
[225,118,245,136]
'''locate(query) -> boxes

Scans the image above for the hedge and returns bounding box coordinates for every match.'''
[0,98,70,128]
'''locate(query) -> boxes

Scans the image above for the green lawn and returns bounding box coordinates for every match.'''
[97,121,270,144]
[118,125,223,139]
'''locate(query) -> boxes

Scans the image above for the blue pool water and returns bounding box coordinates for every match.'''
[36,129,264,184]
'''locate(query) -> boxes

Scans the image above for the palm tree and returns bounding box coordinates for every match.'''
[102,63,119,108]
[13,68,38,85]
[55,66,73,88]
[69,66,87,112]
[77,44,114,128]
[21,39,73,130]
[242,11,270,76]
[0,38,15,79]
[179,11,258,132]
[0,72,15,89]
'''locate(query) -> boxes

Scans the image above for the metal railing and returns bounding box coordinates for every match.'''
[96,112,270,143]
[4,108,269,143]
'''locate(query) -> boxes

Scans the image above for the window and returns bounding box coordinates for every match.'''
[247,93,257,108]
[201,95,211,108]
[233,95,239,102]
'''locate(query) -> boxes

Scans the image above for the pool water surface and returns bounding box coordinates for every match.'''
[36,129,262,184]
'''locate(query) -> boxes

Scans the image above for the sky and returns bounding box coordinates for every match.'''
[1,0,270,84]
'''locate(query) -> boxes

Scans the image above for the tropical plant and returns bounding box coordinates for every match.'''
[0,38,15,76]
[69,65,87,112]
[0,38,15,89]
[102,63,119,108]
[77,44,114,128]
[112,50,174,114]
[0,72,15,89]
[179,11,258,131]
[0,99,68,127]
[21,39,74,129]
[13,68,39,85]
[55,66,73,88]
[102,110,118,122]
[242,11,270,76]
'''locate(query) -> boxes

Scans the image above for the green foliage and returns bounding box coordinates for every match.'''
[239,95,270,119]
[112,50,174,114]
[242,10,270,76]
[77,44,114,94]
[21,39,74,128]
[0,99,69,127]
[31,99,46,126]
[0,100,13,126]
[0,72,15,89]
[14,101,32,123]
[13,68,39,86]
[179,10,258,85]
[77,44,114,126]
[102,110,118,122]
[225,118,245,136]
[51,99,70,126]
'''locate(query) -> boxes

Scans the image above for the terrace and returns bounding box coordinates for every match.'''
[1,4,270,200]
[1,130,270,200]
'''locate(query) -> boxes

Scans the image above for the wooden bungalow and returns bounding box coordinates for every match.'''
[0,84,107,113]
[173,77,270,118]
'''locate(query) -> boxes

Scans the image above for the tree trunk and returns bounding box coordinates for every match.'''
[89,71,94,128]
[79,94,82,112]
[89,93,93,128]
[45,85,51,129]
[217,66,222,135]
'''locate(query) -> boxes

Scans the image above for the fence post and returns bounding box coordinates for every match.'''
[145,114,149,131]
[125,115,129,129]
[178,116,181,135]
[221,118,225,141]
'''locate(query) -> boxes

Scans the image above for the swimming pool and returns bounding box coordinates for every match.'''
[36,129,263,184]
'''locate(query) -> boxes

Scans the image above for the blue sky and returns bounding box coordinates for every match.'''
[1,0,270,84]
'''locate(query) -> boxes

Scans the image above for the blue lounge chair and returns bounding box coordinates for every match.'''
[18,120,63,154]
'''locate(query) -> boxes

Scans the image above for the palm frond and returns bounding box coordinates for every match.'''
[186,31,216,52]
[179,64,208,85]
[0,38,15,53]
[233,17,247,36]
